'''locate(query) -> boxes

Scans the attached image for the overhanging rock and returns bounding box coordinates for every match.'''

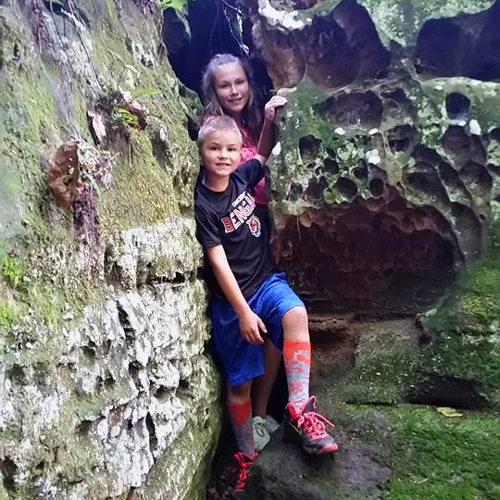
[245,0,500,315]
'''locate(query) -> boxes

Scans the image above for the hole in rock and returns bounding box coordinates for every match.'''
[354,160,368,180]
[0,457,17,491]
[273,192,459,316]
[298,0,391,88]
[406,374,488,409]
[146,413,158,453]
[316,91,383,129]
[488,164,500,176]
[445,92,471,120]
[415,2,500,81]
[289,182,304,202]
[76,420,93,437]
[7,365,26,385]
[128,361,142,390]
[324,158,339,175]
[155,386,170,402]
[336,177,358,199]
[304,176,328,202]
[117,303,135,342]
[407,172,448,200]
[387,125,415,153]
[442,126,486,167]
[459,162,492,196]
[43,1,67,15]
[299,135,322,161]
[163,0,241,94]
[369,178,384,198]
[490,128,500,141]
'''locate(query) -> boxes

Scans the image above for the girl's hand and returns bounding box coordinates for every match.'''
[264,95,287,123]
[238,309,267,345]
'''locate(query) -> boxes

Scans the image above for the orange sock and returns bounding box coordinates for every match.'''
[227,399,254,456]
[283,340,311,412]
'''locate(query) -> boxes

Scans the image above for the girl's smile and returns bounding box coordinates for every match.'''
[213,62,250,118]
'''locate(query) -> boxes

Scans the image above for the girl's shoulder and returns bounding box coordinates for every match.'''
[237,124,257,158]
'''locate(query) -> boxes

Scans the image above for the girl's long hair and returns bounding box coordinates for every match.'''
[201,53,262,143]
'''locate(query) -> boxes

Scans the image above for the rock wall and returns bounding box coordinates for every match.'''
[245,0,500,315]
[0,1,220,499]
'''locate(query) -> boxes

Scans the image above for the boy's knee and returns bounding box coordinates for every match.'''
[283,306,308,325]
[228,380,252,403]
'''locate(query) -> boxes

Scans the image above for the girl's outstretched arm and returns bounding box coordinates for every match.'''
[256,95,287,163]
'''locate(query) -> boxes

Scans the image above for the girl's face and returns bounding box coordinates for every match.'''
[213,62,250,118]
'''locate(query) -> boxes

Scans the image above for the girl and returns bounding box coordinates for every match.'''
[201,53,284,452]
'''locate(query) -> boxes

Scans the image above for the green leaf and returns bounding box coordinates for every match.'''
[158,0,189,12]
[436,407,464,418]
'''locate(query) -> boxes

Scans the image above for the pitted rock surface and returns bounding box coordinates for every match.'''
[245,0,500,314]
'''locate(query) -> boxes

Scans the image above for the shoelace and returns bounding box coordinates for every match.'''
[254,420,267,438]
[233,452,254,492]
[296,411,335,439]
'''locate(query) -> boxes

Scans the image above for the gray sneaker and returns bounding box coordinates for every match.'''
[265,415,280,434]
[252,416,270,451]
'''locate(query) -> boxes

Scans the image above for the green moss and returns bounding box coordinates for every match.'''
[98,129,178,232]
[0,301,15,329]
[1,254,26,290]
[384,405,500,499]
[426,220,500,335]
[314,321,420,406]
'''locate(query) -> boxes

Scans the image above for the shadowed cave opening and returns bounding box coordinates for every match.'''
[273,192,459,316]
[415,0,500,81]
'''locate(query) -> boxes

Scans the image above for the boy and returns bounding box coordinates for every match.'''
[194,106,337,494]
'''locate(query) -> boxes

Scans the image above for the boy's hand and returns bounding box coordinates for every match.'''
[264,95,287,123]
[238,309,267,345]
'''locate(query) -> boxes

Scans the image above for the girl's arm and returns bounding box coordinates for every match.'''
[255,95,287,164]
[206,245,267,345]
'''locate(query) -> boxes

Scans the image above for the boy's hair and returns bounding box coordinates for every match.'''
[201,53,262,142]
[197,115,243,148]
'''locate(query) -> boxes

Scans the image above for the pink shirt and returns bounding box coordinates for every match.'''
[239,127,267,206]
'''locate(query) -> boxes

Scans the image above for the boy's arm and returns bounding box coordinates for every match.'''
[255,95,287,165]
[206,245,267,345]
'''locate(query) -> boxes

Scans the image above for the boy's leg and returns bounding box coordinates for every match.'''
[227,380,255,456]
[281,306,338,454]
[282,306,311,412]
[251,339,282,418]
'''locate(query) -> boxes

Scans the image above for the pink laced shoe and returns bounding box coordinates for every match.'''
[232,451,258,496]
[284,395,338,455]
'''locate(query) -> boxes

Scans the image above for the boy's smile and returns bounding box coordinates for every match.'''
[201,130,242,189]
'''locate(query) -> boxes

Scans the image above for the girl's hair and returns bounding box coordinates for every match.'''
[201,53,262,143]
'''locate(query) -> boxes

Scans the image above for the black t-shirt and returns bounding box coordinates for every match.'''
[194,159,274,300]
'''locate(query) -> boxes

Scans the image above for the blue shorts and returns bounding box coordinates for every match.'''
[210,272,305,387]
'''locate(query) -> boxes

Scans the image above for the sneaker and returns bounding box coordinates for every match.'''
[265,414,280,434]
[284,395,339,455]
[252,416,271,451]
[232,451,257,496]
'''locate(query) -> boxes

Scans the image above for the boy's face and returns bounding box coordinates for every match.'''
[200,130,242,179]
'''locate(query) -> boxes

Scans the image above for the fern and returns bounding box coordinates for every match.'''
[114,108,140,128]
